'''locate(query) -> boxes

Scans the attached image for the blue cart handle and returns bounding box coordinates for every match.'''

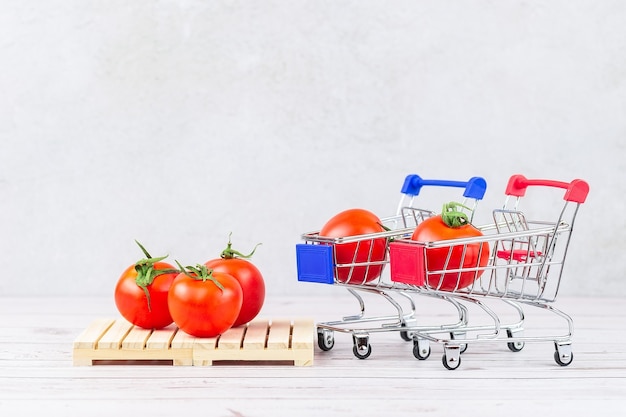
[400,175,487,200]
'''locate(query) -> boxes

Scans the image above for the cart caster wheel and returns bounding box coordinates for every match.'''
[442,352,461,370]
[413,340,431,360]
[554,351,573,366]
[352,343,372,359]
[442,346,462,370]
[317,329,334,351]
[554,343,573,366]
[450,332,468,354]
[506,329,525,352]
[400,324,414,342]
[352,334,371,359]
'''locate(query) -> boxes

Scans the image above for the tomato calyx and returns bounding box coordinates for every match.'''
[441,202,471,228]
[377,222,397,243]
[133,240,179,312]
[175,260,225,291]
[220,232,262,260]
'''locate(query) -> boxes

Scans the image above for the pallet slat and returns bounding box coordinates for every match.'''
[73,317,314,367]
[266,319,291,350]
[72,318,115,350]
[243,319,269,350]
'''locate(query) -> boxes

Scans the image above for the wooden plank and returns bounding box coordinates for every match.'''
[97,319,133,350]
[169,329,195,366]
[291,318,314,349]
[72,318,116,365]
[72,318,115,350]
[243,319,269,349]
[121,326,152,350]
[266,319,291,349]
[290,318,315,366]
[146,326,178,350]
[170,328,196,350]
[216,325,246,350]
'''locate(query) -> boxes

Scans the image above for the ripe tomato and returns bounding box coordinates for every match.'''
[205,257,265,327]
[205,237,265,327]
[114,241,179,329]
[411,203,489,291]
[168,264,243,338]
[319,208,387,284]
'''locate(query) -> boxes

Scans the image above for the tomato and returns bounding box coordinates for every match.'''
[204,235,265,327]
[319,208,387,284]
[168,264,243,338]
[205,258,264,327]
[411,203,489,291]
[114,241,179,329]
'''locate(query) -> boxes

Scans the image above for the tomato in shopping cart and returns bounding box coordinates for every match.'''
[319,208,387,284]
[411,202,489,291]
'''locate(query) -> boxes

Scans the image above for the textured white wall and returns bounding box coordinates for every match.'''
[1,1,624,298]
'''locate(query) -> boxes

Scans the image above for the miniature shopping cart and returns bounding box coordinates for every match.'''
[296,174,487,359]
[389,174,590,369]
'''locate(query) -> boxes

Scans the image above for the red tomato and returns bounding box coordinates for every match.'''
[168,264,243,338]
[411,204,489,291]
[204,235,265,327]
[319,208,387,284]
[114,242,179,329]
[205,257,265,327]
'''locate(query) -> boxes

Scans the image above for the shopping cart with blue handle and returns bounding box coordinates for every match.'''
[296,174,487,358]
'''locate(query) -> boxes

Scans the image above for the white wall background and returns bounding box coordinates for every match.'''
[1,0,624,299]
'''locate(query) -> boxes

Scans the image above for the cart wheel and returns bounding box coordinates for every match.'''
[506,329,525,352]
[352,343,372,360]
[442,352,461,370]
[554,351,573,366]
[507,341,525,352]
[450,332,468,354]
[554,343,574,366]
[413,340,431,360]
[317,329,334,351]
[400,324,414,342]
[442,345,462,370]
[352,334,371,359]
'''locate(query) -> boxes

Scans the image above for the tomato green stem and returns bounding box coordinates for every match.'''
[133,240,179,312]
[175,260,225,292]
[441,202,471,228]
[377,222,397,243]
[220,232,262,260]
[135,240,153,259]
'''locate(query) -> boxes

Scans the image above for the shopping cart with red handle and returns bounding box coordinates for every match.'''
[389,175,590,369]
[296,174,487,359]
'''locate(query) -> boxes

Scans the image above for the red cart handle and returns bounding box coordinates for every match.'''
[505,174,589,203]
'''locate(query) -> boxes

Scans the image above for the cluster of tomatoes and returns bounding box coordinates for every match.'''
[114,237,265,337]
[319,203,489,290]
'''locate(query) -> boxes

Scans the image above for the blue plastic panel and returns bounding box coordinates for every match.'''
[296,244,335,284]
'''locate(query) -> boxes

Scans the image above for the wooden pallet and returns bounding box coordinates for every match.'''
[73,317,314,367]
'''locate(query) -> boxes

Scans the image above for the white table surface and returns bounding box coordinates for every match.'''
[1,292,625,416]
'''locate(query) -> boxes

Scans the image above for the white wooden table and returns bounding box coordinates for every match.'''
[1,292,625,416]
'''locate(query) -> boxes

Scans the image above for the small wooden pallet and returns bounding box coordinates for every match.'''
[73,317,314,367]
